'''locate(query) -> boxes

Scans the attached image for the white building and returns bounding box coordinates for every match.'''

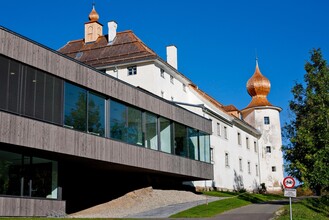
[59,6,284,192]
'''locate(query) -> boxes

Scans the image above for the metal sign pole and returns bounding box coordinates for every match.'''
[289,196,292,220]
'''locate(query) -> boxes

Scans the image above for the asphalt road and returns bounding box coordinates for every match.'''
[128,199,288,220]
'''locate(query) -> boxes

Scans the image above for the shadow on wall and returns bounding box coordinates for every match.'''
[233,170,245,192]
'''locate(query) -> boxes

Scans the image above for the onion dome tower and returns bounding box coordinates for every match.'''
[241,59,284,192]
[84,4,103,43]
[245,60,272,108]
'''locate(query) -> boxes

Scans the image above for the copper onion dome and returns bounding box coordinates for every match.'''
[88,5,99,22]
[245,60,272,108]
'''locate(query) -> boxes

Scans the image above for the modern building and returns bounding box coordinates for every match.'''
[59,6,284,193]
[0,25,213,216]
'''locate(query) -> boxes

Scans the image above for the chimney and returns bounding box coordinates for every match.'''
[166,45,178,69]
[108,21,118,43]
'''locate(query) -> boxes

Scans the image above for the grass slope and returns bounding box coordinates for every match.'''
[276,196,329,220]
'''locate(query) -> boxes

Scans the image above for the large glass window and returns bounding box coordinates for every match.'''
[127,106,143,145]
[88,93,106,137]
[199,132,210,162]
[64,82,87,131]
[159,117,172,153]
[109,100,126,141]
[109,100,143,145]
[0,55,9,110]
[0,150,58,199]
[174,123,188,157]
[188,128,199,160]
[145,113,158,150]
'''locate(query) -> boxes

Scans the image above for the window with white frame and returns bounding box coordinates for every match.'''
[266,146,271,153]
[246,137,249,149]
[225,152,229,167]
[254,141,257,153]
[160,68,165,78]
[264,116,270,125]
[248,161,251,174]
[237,132,241,145]
[239,157,243,171]
[170,75,174,84]
[127,66,137,75]
[217,122,221,136]
[224,126,228,139]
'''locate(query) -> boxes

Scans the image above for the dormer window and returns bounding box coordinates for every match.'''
[128,66,137,75]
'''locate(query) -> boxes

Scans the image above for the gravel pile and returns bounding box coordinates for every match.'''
[69,187,208,218]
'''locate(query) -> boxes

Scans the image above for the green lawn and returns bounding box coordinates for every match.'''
[276,196,329,220]
[170,197,251,218]
[171,192,284,218]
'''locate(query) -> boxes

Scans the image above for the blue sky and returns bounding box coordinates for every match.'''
[1,0,329,128]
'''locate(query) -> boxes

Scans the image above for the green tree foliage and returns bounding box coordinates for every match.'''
[283,48,329,195]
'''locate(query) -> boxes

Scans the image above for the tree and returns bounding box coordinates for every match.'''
[283,48,329,195]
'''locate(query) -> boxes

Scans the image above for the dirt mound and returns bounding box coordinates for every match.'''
[69,187,206,218]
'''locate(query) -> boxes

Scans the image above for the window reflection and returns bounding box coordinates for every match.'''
[174,123,188,158]
[188,128,199,160]
[64,83,87,131]
[145,113,158,150]
[160,117,172,153]
[88,93,105,136]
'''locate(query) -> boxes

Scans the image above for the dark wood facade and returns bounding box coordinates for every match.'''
[0,27,213,216]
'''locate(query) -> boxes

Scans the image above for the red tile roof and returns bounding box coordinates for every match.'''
[58,31,157,67]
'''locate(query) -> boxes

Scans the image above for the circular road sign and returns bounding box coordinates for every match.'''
[283,176,295,188]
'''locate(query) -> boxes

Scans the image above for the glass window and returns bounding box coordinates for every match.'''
[159,117,172,153]
[127,106,143,145]
[248,161,251,174]
[109,100,126,141]
[174,123,188,157]
[246,137,249,149]
[88,93,106,137]
[264,116,270,125]
[224,126,228,139]
[216,123,221,136]
[239,158,243,171]
[160,69,165,78]
[127,66,137,75]
[145,113,158,150]
[0,150,58,199]
[22,66,37,117]
[0,55,9,110]
[188,128,199,160]
[64,82,87,131]
[237,132,241,145]
[225,152,229,167]
[256,164,259,176]
[170,75,174,84]
[272,166,276,172]
[34,70,46,119]
[266,146,271,153]
[254,141,257,153]
[7,59,21,112]
[199,132,210,162]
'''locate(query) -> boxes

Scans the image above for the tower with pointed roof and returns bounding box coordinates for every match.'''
[84,4,103,43]
[241,61,284,191]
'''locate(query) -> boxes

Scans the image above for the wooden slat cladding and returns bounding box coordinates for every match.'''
[0,111,213,180]
[0,28,211,134]
[0,197,65,217]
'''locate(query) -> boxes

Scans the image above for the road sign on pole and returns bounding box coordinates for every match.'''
[283,176,296,189]
[283,176,296,220]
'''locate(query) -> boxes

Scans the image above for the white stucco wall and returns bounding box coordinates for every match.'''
[105,61,282,192]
